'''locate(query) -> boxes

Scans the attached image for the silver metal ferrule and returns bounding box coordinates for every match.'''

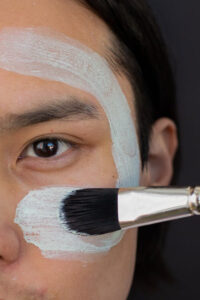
[118,187,200,230]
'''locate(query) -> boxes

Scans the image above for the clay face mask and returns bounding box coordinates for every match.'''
[0,27,141,258]
[14,187,124,260]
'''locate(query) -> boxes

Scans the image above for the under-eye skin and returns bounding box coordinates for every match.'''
[18,136,80,170]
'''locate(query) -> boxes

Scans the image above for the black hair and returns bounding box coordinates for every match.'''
[76,0,178,296]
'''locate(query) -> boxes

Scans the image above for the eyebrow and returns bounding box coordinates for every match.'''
[0,97,100,133]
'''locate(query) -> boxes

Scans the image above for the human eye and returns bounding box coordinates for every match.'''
[21,138,72,159]
[17,135,79,171]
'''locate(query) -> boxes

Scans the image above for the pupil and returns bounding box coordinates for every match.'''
[33,139,58,157]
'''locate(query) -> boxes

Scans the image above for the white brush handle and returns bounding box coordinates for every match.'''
[118,187,200,229]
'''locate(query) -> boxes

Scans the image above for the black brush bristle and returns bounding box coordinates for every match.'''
[61,188,120,235]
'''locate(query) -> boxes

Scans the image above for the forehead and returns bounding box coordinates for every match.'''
[0,25,121,121]
[0,0,136,118]
[0,0,111,57]
[0,0,132,98]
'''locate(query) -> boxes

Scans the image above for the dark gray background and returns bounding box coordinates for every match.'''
[132,0,200,299]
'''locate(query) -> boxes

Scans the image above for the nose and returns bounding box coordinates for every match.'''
[0,224,20,264]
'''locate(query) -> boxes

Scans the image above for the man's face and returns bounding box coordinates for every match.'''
[0,0,143,299]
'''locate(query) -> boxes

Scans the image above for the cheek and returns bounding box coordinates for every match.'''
[54,230,137,300]
[14,229,137,300]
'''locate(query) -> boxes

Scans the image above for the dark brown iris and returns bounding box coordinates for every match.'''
[33,139,59,158]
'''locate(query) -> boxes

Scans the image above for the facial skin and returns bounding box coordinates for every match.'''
[0,0,178,299]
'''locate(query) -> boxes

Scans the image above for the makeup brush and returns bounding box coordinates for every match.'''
[61,187,200,235]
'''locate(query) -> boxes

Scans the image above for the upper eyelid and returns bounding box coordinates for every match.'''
[31,136,74,145]
[20,133,81,152]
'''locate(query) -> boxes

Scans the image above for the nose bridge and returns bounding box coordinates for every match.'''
[0,175,21,265]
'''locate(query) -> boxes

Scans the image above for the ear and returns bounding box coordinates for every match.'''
[140,118,178,186]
